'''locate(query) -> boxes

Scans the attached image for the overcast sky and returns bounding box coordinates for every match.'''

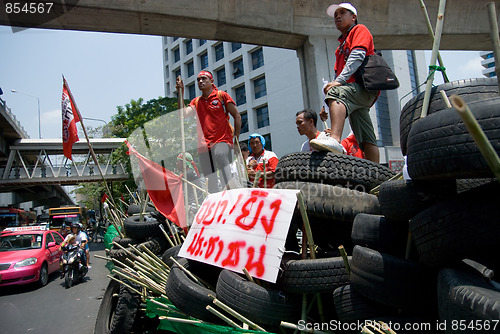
[0,26,485,140]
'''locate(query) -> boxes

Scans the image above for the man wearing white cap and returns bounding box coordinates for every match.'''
[311,3,380,163]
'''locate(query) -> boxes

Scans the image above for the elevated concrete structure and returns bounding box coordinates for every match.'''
[0,0,496,50]
[2,0,497,119]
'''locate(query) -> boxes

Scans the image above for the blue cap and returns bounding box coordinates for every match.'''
[248,133,265,153]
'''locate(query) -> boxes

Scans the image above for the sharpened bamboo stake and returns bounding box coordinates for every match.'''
[210,297,267,332]
[159,224,175,248]
[206,306,243,329]
[107,274,143,297]
[159,316,203,324]
[94,254,112,261]
[169,257,206,288]
[338,245,351,277]
[450,95,500,182]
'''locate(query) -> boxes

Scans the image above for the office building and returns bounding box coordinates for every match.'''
[480,51,496,78]
[162,37,428,167]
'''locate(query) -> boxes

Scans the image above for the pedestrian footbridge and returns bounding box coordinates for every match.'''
[0,138,129,192]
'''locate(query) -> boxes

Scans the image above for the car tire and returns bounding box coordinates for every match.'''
[216,269,301,328]
[38,263,49,287]
[280,257,350,294]
[409,182,500,267]
[406,97,500,180]
[274,151,395,191]
[350,245,437,313]
[351,214,408,256]
[123,216,163,239]
[438,267,500,332]
[399,77,499,155]
[333,284,398,323]
[165,258,219,323]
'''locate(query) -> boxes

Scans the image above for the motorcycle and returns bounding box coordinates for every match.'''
[61,244,88,288]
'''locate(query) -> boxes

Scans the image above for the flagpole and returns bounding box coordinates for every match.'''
[177,76,190,228]
[62,75,117,208]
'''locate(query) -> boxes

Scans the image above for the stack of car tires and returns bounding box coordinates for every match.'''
[338,78,500,333]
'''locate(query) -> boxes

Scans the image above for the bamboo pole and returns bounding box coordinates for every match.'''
[418,0,448,83]
[296,193,316,259]
[420,0,447,118]
[159,224,175,248]
[211,298,267,332]
[206,306,243,329]
[263,159,267,189]
[487,2,500,91]
[176,76,191,229]
[252,170,262,188]
[450,95,500,182]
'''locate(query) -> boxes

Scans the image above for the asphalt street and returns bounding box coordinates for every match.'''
[0,242,111,334]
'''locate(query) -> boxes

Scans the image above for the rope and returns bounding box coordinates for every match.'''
[427,65,449,83]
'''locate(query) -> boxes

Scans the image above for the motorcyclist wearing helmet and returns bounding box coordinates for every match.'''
[61,223,89,268]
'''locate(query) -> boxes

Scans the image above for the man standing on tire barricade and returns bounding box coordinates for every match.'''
[311,3,380,163]
[176,71,242,193]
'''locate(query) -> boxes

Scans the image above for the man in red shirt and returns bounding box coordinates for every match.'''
[342,132,365,159]
[311,3,380,163]
[176,71,241,192]
[246,133,279,188]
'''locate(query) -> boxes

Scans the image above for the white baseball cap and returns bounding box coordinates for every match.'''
[326,3,357,17]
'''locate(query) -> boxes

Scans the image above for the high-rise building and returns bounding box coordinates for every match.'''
[162,37,427,167]
[480,51,496,78]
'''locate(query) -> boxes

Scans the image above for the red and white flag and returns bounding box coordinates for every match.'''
[126,141,187,231]
[62,77,80,160]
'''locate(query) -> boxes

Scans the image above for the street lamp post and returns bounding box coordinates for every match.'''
[11,89,41,139]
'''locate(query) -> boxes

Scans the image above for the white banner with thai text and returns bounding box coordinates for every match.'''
[178,188,299,283]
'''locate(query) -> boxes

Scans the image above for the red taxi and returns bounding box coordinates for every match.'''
[0,226,64,287]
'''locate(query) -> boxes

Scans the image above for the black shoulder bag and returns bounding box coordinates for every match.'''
[355,52,400,92]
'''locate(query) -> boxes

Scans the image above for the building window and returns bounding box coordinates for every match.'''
[233,58,244,79]
[406,50,418,97]
[200,52,208,69]
[262,133,272,151]
[375,91,392,146]
[188,83,196,101]
[164,49,168,61]
[235,85,246,106]
[253,76,267,99]
[185,39,193,55]
[215,43,224,62]
[165,66,169,78]
[216,67,226,87]
[173,37,178,42]
[241,112,248,133]
[187,60,194,77]
[256,105,269,128]
[251,48,264,70]
[231,42,242,52]
[174,68,181,80]
[199,39,207,46]
[173,47,180,63]
[166,82,170,96]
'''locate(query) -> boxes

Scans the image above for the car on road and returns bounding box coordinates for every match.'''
[0,226,64,287]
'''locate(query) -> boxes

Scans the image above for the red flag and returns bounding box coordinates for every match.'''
[62,78,80,160]
[101,193,109,203]
[126,141,187,231]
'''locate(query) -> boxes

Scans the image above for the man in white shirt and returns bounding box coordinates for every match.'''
[296,108,334,152]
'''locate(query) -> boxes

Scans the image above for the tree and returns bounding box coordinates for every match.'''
[74,96,188,208]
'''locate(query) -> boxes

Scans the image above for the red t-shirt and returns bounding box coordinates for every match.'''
[342,134,365,159]
[246,150,279,188]
[189,89,235,151]
[335,24,375,83]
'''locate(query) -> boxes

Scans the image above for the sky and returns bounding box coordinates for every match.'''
[0,25,486,141]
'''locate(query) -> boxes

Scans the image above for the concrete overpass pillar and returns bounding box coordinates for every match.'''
[297,35,349,137]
